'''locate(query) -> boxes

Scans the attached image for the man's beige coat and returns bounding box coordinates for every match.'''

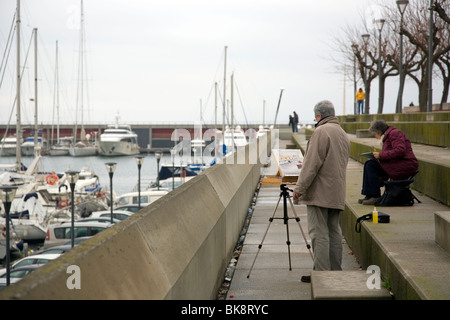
[294,116,350,211]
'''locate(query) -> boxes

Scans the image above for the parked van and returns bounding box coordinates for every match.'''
[115,190,168,207]
[44,221,110,248]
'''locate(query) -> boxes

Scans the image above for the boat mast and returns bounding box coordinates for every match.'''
[75,0,85,141]
[33,28,38,156]
[214,82,218,129]
[222,46,227,135]
[52,41,60,144]
[16,0,22,168]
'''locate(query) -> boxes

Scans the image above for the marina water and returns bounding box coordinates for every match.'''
[0,153,172,197]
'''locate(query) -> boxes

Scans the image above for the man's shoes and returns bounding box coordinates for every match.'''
[362,197,381,205]
[300,275,311,283]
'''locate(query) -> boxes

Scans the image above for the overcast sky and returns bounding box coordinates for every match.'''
[0,0,435,127]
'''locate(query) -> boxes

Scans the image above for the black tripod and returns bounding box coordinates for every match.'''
[247,184,313,278]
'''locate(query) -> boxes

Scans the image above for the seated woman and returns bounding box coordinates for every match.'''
[359,120,418,205]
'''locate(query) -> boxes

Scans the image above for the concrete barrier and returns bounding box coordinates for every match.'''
[435,211,450,255]
[0,142,265,299]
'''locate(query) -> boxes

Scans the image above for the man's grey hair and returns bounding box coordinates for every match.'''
[314,100,335,117]
[369,119,389,135]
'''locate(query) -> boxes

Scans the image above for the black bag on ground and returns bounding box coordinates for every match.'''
[355,212,390,233]
[374,179,421,207]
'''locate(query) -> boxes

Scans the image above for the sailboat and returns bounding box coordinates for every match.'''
[69,0,98,157]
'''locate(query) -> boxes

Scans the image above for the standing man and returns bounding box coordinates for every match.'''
[355,88,365,114]
[293,100,350,282]
[293,111,299,133]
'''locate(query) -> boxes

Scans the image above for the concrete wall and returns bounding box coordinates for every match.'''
[0,136,273,299]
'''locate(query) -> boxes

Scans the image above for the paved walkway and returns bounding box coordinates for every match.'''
[225,140,361,300]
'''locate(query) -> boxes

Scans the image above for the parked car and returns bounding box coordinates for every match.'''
[90,210,133,221]
[0,253,61,277]
[114,204,144,213]
[115,190,168,207]
[76,216,121,224]
[32,236,93,255]
[44,221,111,248]
[32,244,74,256]
[0,264,44,289]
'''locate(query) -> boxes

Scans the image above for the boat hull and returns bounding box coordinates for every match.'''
[69,146,98,157]
[13,224,46,244]
[98,141,140,156]
[49,147,69,156]
[0,147,17,157]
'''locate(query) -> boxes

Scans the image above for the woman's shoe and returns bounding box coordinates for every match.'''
[362,197,380,205]
[358,196,370,204]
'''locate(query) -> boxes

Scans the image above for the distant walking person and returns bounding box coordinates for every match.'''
[355,88,365,114]
[293,100,350,282]
[293,111,299,133]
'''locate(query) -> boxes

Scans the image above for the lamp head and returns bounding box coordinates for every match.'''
[135,156,144,166]
[396,0,409,15]
[66,171,80,185]
[0,186,18,203]
[375,18,386,32]
[105,162,117,174]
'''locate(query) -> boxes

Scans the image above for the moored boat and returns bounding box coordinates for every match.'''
[98,124,140,156]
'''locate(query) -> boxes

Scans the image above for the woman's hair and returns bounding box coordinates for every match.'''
[314,100,335,117]
[369,120,389,135]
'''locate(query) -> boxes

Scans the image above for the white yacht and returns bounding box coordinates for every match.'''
[21,135,48,156]
[98,122,140,156]
[0,136,22,157]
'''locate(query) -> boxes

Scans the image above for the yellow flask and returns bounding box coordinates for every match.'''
[373,206,378,224]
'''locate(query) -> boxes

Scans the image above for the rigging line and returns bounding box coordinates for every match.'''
[1,27,36,143]
[233,79,249,128]
[0,13,16,87]
[202,49,228,122]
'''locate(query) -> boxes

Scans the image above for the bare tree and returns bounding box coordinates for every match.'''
[400,0,450,111]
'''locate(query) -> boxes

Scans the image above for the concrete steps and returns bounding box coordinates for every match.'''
[292,127,450,300]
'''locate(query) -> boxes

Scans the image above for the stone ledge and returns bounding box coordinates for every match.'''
[311,270,392,300]
[435,211,450,254]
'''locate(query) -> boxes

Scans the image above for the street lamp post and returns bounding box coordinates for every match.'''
[375,18,386,114]
[362,33,370,114]
[155,152,162,191]
[428,0,434,112]
[351,43,358,115]
[66,171,80,248]
[0,185,18,287]
[397,0,409,113]
[105,162,117,224]
[135,156,144,209]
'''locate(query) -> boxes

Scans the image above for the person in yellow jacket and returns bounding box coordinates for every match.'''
[356,88,365,114]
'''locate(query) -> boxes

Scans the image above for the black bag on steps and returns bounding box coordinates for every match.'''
[355,212,390,233]
[374,179,421,207]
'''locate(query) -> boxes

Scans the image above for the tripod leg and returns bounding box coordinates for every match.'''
[285,219,292,271]
[287,197,314,261]
[247,194,282,278]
